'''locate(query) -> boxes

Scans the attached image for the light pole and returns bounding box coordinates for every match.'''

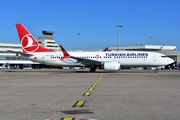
[78,32,80,50]
[150,37,154,45]
[116,25,123,50]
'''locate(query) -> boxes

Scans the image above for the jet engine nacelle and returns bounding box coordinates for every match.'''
[104,61,120,71]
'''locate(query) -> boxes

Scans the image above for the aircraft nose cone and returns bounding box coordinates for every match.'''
[169,58,174,64]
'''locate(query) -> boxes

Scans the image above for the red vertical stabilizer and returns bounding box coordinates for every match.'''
[16,24,55,53]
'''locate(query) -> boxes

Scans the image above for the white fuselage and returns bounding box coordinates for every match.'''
[21,51,174,68]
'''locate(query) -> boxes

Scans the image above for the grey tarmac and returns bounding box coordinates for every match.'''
[0,69,180,120]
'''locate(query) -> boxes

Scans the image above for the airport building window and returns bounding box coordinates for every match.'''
[0,56,6,60]
[0,46,21,49]
[0,51,12,54]
[0,56,27,60]
[167,56,177,61]
[6,57,10,60]
[24,64,32,69]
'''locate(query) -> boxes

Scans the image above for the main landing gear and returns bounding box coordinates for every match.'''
[89,65,96,72]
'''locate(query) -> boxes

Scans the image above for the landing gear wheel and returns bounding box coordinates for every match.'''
[154,69,159,73]
[90,68,93,72]
[90,67,96,72]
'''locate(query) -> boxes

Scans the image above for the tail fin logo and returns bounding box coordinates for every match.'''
[21,34,39,53]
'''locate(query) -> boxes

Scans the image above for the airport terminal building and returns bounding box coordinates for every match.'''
[0,31,180,69]
[0,31,59,69]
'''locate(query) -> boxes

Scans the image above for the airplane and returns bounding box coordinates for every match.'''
[10,23,174,73]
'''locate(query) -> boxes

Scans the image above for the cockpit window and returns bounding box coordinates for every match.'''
[161,56,166,58]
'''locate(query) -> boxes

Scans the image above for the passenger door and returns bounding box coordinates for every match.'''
[42,54,46,63]
[153,54,157,62]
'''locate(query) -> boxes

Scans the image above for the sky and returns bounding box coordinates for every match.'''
[0,0,180,50]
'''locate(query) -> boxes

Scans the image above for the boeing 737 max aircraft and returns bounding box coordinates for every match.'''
[10,24,174,72]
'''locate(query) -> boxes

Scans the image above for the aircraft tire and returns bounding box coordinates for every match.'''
[154,70,158,73]
[90,68,96,72]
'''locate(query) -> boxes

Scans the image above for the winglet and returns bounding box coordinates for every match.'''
[103,47,108,52]
[60,45,70,60]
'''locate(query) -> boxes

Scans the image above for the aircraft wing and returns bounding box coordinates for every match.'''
[70,56,102,65]
[60,45,103,66]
